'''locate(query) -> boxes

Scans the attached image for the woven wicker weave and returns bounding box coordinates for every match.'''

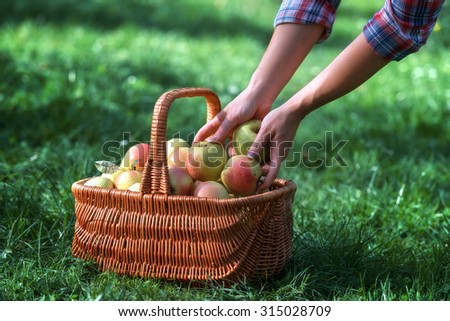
[71,87,296,283]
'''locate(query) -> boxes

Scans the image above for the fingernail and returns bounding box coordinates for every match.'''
[247,151,260,163]
[206,136,216,142]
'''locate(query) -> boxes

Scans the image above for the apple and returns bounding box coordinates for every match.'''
[101,168,126,187]
[221,155,262,196]
[84,176,114,189]
[167,146,189,169]
[120,143,149,171]
[168,166,194,196]
[115,170,143,190]
[128,182,141,192]
[193,181,229,199]
[192,179,203,194]
[232,119,267,161]
[186,142,227,181]
[166,138,189,157]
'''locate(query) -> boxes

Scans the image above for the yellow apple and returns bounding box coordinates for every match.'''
[84,176,114,189]
[232,119,268,162]
[101,169,126,187]
[186,142,227,181]
[166,138,189,157]
[127,182,141,192]
[115,170,142,190]
[193,181,229,199]
[167,146,189,169]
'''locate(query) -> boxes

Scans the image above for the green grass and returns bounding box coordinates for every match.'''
[1,0,449,301]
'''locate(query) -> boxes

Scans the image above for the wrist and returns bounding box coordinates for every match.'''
[281,92,315,122]
[245,74,278,107]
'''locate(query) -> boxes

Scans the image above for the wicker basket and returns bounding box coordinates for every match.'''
[71,87,296,283]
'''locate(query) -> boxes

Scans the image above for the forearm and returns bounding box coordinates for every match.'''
[247,23,324,105]
[286,33,390,118]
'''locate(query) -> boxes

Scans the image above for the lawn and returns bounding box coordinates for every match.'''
[0,0,449,301]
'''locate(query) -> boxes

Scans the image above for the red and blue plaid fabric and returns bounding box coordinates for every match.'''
[363,0,445,60]
[274,0,341,43]
[274,0,445,61]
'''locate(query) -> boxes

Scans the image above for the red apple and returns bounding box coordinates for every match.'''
[221,155,262,196]
[193,181,229,199]
[120,143,149,171]
[186,142,227,181]
[115,170,143,190]
[168,166,194,196]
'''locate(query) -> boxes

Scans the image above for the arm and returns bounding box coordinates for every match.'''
[193,23,324,143]
[247,23,325,109]
[284,33,389,117]
[251,0,446,191]
[250,33,390,190]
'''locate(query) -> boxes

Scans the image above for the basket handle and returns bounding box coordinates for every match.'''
[141,87,222,195]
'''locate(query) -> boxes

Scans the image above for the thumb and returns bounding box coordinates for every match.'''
[247,130,269,163]
[257,147,281,192]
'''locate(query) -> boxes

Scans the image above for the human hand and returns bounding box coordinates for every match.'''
[247,104,303,192]
[193,88,272,144]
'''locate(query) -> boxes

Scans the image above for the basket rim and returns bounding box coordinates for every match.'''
[72,177,296,205]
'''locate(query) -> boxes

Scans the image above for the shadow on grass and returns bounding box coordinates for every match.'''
[265,222,450,300]
[1,0,417,49]
[1,97,127,149]
[0,49,184,150]
[342,106,450,162]
[0,0,273,43]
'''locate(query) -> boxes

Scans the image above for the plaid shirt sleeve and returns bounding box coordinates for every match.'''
[274,0,445,61]
[274,0,342,43]
[363,0,445,61]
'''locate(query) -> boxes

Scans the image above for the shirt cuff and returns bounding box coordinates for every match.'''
[274,0,341,43]
[363,0,444,61]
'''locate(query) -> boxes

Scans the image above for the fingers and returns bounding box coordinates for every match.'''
[193,111,226,143]
[261,163,270,176]
[258,167,279,192]
[193,111,235,144]
[226,140,238,157]
[206,117,235,143]
[246,129,268,163]
[193,114,222,143]
[257,147,282,192]
[247,120,294,192]
[247,129,276,192]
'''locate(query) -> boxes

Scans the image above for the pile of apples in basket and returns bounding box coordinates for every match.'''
[84,120,266,198]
